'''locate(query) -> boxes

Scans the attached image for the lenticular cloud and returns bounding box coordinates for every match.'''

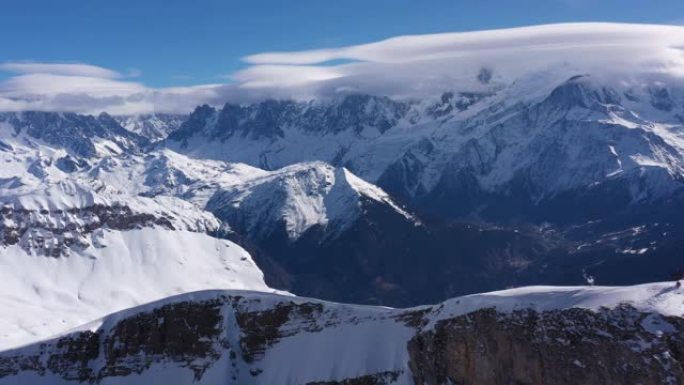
[1,23,683,114]
[236,23,684,97]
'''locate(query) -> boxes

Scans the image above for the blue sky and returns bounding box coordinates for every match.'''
[1,0,682,87]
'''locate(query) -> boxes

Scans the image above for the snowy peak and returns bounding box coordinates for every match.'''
[337,167,413,221]
[115,113,186,142]
[542,75,620,111]
[0,111,148,158]
[206,162,415,241]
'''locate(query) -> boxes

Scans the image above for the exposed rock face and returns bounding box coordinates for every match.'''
[408,306,684,385]
[0,111,148,158]
[305,371,402,385]
[169,95,408,145]
[100,300,226,380]
[0,203,175,257]
[0,286,682,385]
[0,299,227,383]
[235,301,324,363]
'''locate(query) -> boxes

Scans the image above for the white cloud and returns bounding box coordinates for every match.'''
[244,22,684,66]
[231,64,343,88]
[237,22,684,98]
[0,74,145,96]
[0,23,683,115]
[0,62,122,78]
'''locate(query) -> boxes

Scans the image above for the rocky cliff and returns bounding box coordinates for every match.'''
[1,283,682,385]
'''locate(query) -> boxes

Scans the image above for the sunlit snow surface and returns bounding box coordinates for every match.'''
[0,229,274,350]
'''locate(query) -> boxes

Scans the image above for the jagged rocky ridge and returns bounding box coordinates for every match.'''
[114,113,186,142]
[0,111,148,158]
[0,283,682,385]
[0,201,174,257]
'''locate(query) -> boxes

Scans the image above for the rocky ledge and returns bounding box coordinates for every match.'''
[0,203,175,257]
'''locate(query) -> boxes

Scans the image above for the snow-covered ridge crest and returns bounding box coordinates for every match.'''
[1,282,682,385]
[70,149,415,241]
[53,281,684,335]
[0,111,148,158]
[0,182,225,256]
[206,161,416,240]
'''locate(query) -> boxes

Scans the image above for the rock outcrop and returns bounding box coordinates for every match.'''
[0,284,681,385]
[408,306,684,385]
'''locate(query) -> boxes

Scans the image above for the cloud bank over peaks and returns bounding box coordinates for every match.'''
[1,23,684,115]
[236,23,684,98]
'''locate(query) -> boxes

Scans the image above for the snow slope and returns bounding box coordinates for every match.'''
[0,229,273,351]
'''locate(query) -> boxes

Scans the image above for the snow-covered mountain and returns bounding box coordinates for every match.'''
[167,74,684,223]
[205,161,415,241]
[4,36,684,317]
[1,282,682,385]
[0,111,149,158]
[0,109,422,347]
[115,113,186,142]
[152,41,684,306]
[0,115,284,350]
[3,23,684,382]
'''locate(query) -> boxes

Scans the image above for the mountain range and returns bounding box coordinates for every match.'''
[1,22,683,385]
